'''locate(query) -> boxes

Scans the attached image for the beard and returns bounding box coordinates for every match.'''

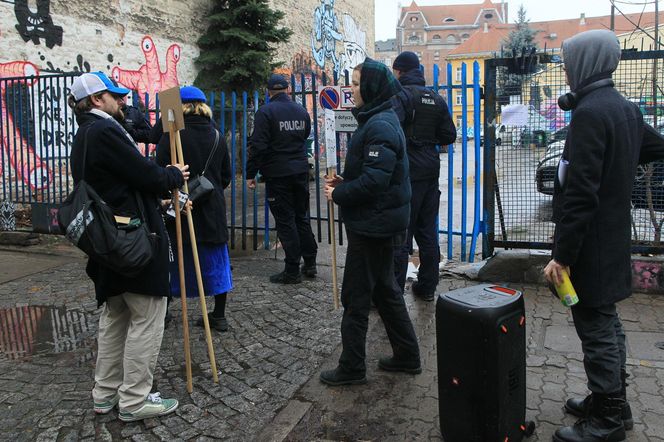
[112,108,125,122]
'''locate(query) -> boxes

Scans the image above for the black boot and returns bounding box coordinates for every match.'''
[300,261,317,278]
[564,370,633,430]
[554,393,626,442]
[269,270,302,284]
[378,356,422,374]
[319,367,367,386]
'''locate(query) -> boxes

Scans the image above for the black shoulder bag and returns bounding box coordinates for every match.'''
[187,129,220,202]
[57,128,157,277]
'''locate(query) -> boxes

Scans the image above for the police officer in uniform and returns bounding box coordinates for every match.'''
[391,51,456,301]
[247,74,317,284]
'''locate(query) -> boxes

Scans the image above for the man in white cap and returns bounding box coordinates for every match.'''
[68,71,188,422]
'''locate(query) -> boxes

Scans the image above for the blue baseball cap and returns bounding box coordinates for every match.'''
[180,86,207,103]
[70,71,130,101]
[267,74,289,90]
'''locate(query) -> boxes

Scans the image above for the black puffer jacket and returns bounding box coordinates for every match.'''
[156,114,232,245]
[332,59,411,238]
[70,111,184,306]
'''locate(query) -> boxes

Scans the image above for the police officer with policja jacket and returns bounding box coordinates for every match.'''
[247,74,318,284]
[391,51,457,301]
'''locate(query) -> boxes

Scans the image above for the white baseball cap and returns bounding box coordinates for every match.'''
[70,71,130,101]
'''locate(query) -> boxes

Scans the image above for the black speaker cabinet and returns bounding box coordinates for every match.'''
[436,284,533,441]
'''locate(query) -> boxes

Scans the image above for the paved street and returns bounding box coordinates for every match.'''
[0,241,663,441]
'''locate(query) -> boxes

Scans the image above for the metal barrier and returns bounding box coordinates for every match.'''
[0,65,483,261]
[483,50,664,257]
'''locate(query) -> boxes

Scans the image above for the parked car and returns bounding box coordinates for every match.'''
[535,124,664,211]
[535,140,565,195]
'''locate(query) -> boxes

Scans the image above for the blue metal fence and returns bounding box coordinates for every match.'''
[0,63,483,261]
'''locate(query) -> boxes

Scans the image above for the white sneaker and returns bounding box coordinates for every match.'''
[118,392,178,422]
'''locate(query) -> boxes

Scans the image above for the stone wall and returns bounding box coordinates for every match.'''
[0,0,374,84]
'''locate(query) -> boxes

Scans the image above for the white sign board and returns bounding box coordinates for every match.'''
[335,111,358,133]
[339,86,355,109]
[324,109,337,169]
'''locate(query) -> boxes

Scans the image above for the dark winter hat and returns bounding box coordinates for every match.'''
[180,86,207,103]
[267,74,289,90]
[392,51,420,72]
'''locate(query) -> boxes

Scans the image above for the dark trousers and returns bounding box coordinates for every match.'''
[339,230,421,374]
[571,303,626,394]
[266,173,317,274]
[394,179,441,294]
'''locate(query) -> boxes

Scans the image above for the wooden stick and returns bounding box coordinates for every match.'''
[168,110,193,394]
[174,131,219,384]
[328,167,340,310]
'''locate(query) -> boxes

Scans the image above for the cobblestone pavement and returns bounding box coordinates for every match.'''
[1,245,664,441]
[282,279,664,442]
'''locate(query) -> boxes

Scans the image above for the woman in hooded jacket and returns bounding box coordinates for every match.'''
[321,58,421,386]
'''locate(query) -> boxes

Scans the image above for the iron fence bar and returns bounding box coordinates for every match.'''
[253,90,259,251]
[230,92,237,249]
[0,80,6,201]
[483,59,498,259]
[312,72,322,241]
[242,91,248,250]
[446,63,454,259]
[469,60,482,262]
[461,62,468,261]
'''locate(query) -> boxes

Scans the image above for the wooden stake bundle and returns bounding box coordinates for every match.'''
[327,166,340,310]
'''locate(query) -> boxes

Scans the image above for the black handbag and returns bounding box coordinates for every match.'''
[188,129,220,202]
[57,128,157,277]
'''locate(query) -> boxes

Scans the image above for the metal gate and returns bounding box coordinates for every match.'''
[483,50,664,257]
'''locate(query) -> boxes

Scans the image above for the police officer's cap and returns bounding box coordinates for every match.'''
[180,86,207,103]
[267,74,289,91]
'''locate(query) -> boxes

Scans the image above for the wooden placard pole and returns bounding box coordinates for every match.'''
[174,131,219,384]
[324,109,340,309]
[327,167,340,310]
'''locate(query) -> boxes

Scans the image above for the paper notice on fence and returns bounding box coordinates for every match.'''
[501,104,529,126]
[324,109,337,169]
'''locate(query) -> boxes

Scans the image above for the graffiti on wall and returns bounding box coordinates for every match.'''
[311,0,367,76]
[311,0,342,73]
[340,14,367,74]
[14,0,63,48]
[112,36,181,125]
[0,60,52,191]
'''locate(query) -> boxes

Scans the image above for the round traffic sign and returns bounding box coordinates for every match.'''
[319,87,340,110]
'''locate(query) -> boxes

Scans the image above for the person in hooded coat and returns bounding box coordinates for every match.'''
[321,58,421,386]
[543,30,664,441]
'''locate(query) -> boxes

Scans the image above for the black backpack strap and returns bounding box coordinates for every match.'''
[201,129,220,177]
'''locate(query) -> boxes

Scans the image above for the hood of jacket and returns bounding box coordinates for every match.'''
[398,68,426,87]
[357,57,403,114]
[562,29,620,91]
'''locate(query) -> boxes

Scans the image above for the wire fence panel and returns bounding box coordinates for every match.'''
[484,50,664,256]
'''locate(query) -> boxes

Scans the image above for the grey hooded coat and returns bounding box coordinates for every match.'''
[552,30,664,307]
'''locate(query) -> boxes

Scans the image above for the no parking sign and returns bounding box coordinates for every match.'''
[319,86,340,110]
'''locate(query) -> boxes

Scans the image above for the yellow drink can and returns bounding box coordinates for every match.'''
[555,271,579,307]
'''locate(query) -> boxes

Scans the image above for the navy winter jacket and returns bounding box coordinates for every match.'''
[247,93,311,179]
[333,100,411,237]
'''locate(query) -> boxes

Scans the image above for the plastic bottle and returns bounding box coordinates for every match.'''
[555,270,579,307]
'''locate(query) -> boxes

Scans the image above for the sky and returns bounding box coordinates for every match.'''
[375,0,660,41]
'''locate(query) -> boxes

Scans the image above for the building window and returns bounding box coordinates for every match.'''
[462,33,470,39]
[456,93,463,105]
[444,17,456,23]
[432,34,441,41]
[434,51,440,56]
[457,118,462,127]
[456,67,462,81]
[409,35,419,43]
[446,34,457,43]
[410,15,419,22]
[484,13,494,19]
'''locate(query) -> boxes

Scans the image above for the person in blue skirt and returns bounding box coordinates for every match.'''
[156,86,233,331]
